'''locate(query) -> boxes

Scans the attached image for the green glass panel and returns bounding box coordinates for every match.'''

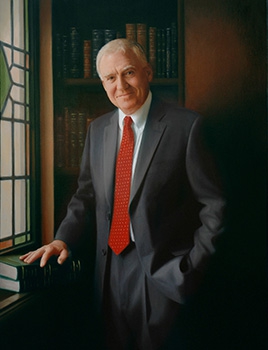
[0,46,12,113]
[26,105,29,121]
[15,235,26,245]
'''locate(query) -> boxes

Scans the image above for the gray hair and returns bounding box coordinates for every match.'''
[96,38,148,80]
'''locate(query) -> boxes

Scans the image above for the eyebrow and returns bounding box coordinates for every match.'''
[122,65,136,71]
[103,65,136,79]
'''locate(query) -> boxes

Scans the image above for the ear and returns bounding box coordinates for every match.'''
[145,64,153,82]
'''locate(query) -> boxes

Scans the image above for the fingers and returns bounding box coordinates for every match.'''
[20,240,69,267]
[39,241,68,267]
[39,246,55,267]
[19,252,33,261]
[57,248,69,265]
[20,247,47,265]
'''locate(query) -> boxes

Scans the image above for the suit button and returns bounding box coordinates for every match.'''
[101,249,107,256]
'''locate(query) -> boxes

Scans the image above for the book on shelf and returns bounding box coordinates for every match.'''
[165,27,172,78]
[55,108,95,169]
[92,29,104,78]
[55,114,65,168]
[104,29,117,44]
[136,23,147,55]
[55,33,63,79]
[69,111,80,168]
[125,23,136,41]
[156,28,162,78]
[148,26,157,75]
[62,34,69,78]
[69,27,82,78]
[126,23,147,56]
[156,28,167,78]
[170,22,178,78]
[83,39,91,78]
[0,254,82,293]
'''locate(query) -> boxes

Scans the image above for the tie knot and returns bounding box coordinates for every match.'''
[124,116,133,127]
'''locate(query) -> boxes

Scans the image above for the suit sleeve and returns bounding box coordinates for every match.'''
[184,116,226,270]
[140,116,226,304]
[177,116,226,299]
[55,125,96,250]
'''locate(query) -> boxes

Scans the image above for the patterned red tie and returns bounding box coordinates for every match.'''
[108,116,134,255]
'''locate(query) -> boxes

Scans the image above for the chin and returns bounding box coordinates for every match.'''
[119,104,136,114]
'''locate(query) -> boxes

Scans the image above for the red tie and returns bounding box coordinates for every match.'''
[108,116,134,255]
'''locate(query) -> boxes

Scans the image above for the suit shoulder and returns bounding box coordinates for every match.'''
[89,109,117,129]
[153,98,202,127]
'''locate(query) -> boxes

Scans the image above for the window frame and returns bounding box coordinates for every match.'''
[0,0,41,255]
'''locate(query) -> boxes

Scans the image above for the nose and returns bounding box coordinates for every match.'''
[117,75,128,90]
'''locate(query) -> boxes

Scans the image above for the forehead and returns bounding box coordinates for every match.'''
[99,50,141,75]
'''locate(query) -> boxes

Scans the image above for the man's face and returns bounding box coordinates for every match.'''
[99,50,153,115]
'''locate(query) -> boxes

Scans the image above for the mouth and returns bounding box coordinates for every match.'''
[116,92,132,99]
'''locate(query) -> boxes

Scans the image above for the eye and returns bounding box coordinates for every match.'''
[125,70,135,77]
[106,75,115,83]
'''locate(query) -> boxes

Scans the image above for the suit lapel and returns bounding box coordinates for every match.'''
[103,110,119,207]
[130,99,167,203]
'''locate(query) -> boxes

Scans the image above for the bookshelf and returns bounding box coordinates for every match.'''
[52,0,184,229]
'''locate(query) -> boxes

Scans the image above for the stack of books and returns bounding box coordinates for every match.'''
[0,254,82,293]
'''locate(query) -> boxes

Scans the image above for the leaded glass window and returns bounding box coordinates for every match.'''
[0,0,39,252]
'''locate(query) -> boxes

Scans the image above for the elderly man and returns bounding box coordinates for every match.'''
[21,39,225,349]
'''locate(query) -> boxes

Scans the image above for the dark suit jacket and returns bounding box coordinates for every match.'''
[55,97,225,305]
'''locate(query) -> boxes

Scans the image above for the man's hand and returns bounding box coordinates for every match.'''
[20,240,69,267]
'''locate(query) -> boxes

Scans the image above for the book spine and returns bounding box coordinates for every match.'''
[161,29,166,78]
[136,23,147,56]
[77,112,87,165]
[104,29,117,44]
[171,22,178,78]
[55,114,65,168]
[149,27,157,76]
[64,107,70,167]
[165,27,171,78]
[125,23,136,41]
[69,27,82,78]
[156,29,162,78]
[18,259,82,292]
[62,34,69,78]
[21,262,50,280]
[92,29,104,78]
[83,40,91,79]
[69,112,79,168]
[55,33,62,79]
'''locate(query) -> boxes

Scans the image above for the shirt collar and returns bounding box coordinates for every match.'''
[118,91,152,130]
